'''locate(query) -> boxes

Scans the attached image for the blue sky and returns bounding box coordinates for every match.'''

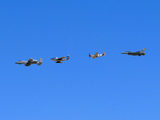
[0,0,160,120]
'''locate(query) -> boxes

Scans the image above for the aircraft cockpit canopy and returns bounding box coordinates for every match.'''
[33,59,37,61]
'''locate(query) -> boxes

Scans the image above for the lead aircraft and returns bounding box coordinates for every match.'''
[121,48,146,56]
[15,58,43,66]
[89,52,106,59]
[51,55,70,63]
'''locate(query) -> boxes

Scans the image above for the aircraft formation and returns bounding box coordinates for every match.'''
[15,48,146,66]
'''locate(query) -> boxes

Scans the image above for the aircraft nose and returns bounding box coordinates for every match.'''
[121,52,128,54]
[50,58,54,61]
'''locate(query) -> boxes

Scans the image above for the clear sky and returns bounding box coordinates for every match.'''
[0,0,160,120]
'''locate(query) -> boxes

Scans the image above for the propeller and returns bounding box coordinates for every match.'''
[89,53,91,58]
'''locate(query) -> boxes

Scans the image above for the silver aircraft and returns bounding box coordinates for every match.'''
[89,52,106,59]
[51,55,70,63]
[15,58,43,66]
[121,48,146,56]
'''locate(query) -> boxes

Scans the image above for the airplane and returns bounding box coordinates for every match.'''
[89,52,106,59]
[51,55,70,63]
[15,58,43,66]
[121,48,146,56]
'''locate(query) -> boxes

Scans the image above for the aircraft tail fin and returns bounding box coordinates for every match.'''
[38,58,43,65]
[66,55,70,60]
[140,48,146,53]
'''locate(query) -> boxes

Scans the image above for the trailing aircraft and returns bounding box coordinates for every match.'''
[121,48,146,56]
[15,58,43,66]
[89,52,106,59]
[51,55,70,63]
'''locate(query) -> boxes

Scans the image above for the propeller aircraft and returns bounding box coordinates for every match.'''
[89,52,106,59]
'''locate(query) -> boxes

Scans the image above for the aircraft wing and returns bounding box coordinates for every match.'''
[56,61,62,63]
[93,52,98,59]
[132,52,140,55]
[25,63,31,66]
[28,58,33,62]
[57,57,65,60]
[25,58,33,66]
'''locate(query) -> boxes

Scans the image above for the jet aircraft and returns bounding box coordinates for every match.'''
[89,52,106,59]
[121,48,146,56]
[51,55,70,63]
[15,58,43,66]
